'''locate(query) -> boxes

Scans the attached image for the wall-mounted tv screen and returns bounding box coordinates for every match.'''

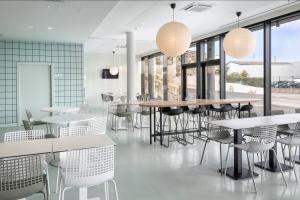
[102,69,119,79]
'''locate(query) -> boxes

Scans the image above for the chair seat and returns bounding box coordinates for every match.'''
[45,133,56,138]
[210,136,234,144]
[277,129,295,136]
[276,137,300,146]
[32,120,47,126]
[113,112,131,117]
[139,110,150,115]
[234,141,271,153]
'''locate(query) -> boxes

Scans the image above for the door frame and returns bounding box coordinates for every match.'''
[17,62,54,125]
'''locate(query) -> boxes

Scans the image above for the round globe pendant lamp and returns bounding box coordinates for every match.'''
[109,51,119,75]
[156,3,191,57]
[223,12,256,59]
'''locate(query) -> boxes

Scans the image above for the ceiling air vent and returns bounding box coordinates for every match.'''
[182,2,212,13]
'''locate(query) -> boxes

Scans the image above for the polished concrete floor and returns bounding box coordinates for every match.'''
[1,123,300,200]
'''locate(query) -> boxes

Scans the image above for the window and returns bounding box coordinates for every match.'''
[167,56,182,100]
[182,44,196,64]
[271,16,300,113]
[225,27,264,115]
[151,55,163,99]
[142,58,148,95]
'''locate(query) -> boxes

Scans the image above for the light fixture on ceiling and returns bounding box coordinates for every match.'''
[223,12,256,59]
[156,3,191,57]
[109,51,119,76]
[47,27,55,30]
[27,25,35,29]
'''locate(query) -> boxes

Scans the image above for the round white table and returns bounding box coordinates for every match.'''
[40,106,80,114]
[41,113,96,126]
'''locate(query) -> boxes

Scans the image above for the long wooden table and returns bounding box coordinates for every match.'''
[140,98,260,146]
[209,113,300,180]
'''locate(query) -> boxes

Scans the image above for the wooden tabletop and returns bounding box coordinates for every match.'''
[139,98,260,108]
[209,113,300,130]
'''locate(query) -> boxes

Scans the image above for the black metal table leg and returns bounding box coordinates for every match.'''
[149,107,152,144]
[255,145,293,172]
[154,107,156,142]
[238,103,241,118]
[224,129,259,180]
[160,108,163,146]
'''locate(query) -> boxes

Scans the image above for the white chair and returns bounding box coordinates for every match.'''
[88,116,108,134]
[225,125,287,193]
[0,155,49,200]
[277,122,300,183]
[56,127,118,200]
[200,121,234,175]
[4,130,50,196]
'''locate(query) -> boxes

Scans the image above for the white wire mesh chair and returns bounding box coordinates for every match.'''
[4,130,50,196]
[0,155,48,200]
[56,127,118,200]
[225,125,287,193]
[88,116,107,134]
[277,122,300,183]
[200,119,234,175]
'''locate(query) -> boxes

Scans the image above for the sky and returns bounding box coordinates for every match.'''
[227,18,300,63]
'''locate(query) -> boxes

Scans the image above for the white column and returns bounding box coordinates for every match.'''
[126,31,136,102]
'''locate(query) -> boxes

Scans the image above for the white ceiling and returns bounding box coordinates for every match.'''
[85,0,297,55]
[0,1,298,56]
[0,0,117,43]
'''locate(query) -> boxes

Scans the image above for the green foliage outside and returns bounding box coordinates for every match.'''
[227,70,263,87]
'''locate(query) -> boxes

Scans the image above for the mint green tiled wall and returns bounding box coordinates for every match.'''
[0,40,84,125]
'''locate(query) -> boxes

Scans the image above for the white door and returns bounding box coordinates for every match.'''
[18,64,51,124]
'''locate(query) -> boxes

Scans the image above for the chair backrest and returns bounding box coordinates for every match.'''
[206,123,231,140]
[240,112,258,118]
[116,104,128,113]
[249,125,277,152]
[60,126,90,137]
[63,146,114,187]
[88,116,107,134]
[25,109,34,122]
[0,155,45,200]
[4,130,45,142]
[271,110,284,115]
[23,120,33,130]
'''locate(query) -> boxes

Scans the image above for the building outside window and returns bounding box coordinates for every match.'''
[167,56,182,100]
[271,16,300,114]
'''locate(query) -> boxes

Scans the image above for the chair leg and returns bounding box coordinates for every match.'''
[220,143,223,175]
[200,140,208,165]
[272,149,288,186]
[246,152,257,193]
[292,146,298,183]
[111,179,119,200]
[224,144,231,176]
[104,181,110,200]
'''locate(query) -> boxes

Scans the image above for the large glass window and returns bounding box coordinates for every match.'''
[225,27,264,116]
[142,58,149,95]
[183,44,196,64]
[185,67,197,99]
[152,55,163,99]
[167,56,181,100]
[271,16,300,113]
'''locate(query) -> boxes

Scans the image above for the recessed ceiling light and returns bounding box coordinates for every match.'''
[27,25,35,29]
[47,27,55,30]
[47,5,51,8]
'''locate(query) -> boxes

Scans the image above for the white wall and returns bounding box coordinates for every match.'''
[84,52,141,108]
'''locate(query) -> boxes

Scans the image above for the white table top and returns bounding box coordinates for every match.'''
[41,114,96,125]
[40,106,80,113]
[52,134,116,152]
[0,134,116,159]
[209,113,300,130]
[0,139,53,159]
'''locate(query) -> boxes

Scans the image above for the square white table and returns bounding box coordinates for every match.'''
[209,113,300,179]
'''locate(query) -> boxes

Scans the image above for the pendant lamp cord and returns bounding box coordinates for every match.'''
[170,3,176,21]
[236,11,241,28]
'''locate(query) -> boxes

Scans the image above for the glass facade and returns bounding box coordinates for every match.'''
[225,28,264,115]
[271,16,300,114]
[141,12,300,117]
